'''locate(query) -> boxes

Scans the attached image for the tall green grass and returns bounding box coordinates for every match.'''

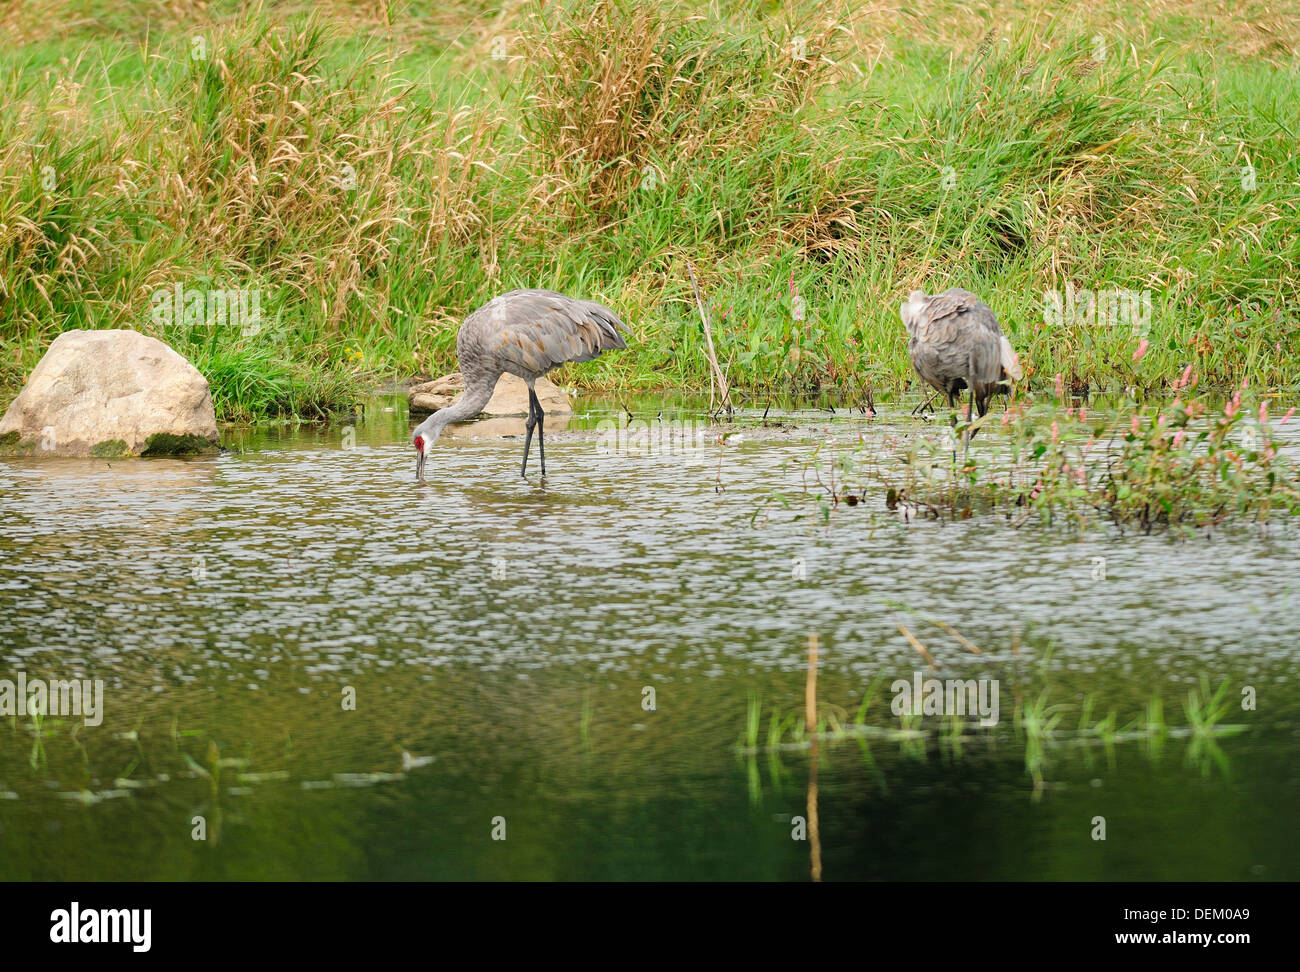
[1,0,1296,419]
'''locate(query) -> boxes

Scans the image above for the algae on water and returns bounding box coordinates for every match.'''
[90,440,130,459]
[141,433,218,456]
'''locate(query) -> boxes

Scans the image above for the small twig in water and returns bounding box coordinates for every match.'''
[927,617,982,654]
[896,618,940,670]
[911,392,937,417]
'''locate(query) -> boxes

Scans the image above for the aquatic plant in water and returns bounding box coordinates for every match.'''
[764,379,1300,533]
[738,671,1249,795]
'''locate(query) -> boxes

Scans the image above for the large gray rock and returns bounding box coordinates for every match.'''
[0,329,218,457]
[409,372,572,417]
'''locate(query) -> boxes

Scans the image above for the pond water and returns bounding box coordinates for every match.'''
[1,393,1297,880]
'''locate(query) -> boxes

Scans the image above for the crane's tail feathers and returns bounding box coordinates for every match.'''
[546,300,630,365]
[585,302,629,349]
[999,335,1023,382]
[571,301,629,356]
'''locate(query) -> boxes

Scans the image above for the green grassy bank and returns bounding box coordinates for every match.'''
[1,0,1297,419]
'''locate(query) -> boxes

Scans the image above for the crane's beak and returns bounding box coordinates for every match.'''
[415,445,426,483]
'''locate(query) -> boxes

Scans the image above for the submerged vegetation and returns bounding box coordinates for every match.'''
[739,670,1249,796]
[1,1,1298,419]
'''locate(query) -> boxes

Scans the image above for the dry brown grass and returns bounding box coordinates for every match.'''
[0,12,505,338]
[839,0,1298,64]
[516,0,846,216]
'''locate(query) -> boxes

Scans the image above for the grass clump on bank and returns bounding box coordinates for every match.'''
[1,1,1297,419]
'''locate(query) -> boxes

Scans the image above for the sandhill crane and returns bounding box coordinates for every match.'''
[900,288,1023,459]
[411,289,629,482]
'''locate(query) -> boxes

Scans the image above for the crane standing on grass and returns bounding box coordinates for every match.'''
[411,289,629,482]
[900,288,1023,460]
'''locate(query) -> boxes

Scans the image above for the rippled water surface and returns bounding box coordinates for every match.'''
[1,395,1297,880]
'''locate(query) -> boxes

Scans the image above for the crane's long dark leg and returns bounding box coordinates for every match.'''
[969,394,987,442]
[521,393,537,478]
[530,387,547,477]
[946,390,958,464]
[963,385,974,463]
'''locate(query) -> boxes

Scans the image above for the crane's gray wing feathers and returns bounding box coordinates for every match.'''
[905,287,1023,404]
[924,288,980,325]
[460,289,629,380]
[967,330,1003,387]
[916,289,1006,386]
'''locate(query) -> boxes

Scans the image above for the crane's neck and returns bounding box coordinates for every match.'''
[414,376,497,444]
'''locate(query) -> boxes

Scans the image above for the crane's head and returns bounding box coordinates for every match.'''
[411,416,444,483]
[900,290,928,332]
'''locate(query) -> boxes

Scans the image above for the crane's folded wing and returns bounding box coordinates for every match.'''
[923,289,979,324]
[477,292,628,375]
